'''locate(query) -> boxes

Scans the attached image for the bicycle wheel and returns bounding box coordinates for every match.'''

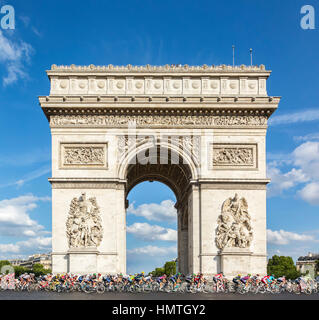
[201,284,209,294]
[116,283,124,292]
[305,288,312,295]
[97,284,105,294]
[143,284,152,293]
[293,285,301,294]
[152,283,159,292]
[165,283,174,293]
[208,284,216,293]
[185,285,192,293]
[83,285,92,294]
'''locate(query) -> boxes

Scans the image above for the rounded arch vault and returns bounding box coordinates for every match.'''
[124,145,194,205]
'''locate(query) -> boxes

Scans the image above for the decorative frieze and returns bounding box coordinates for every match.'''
[60,143,107,169]
[51,115,267,128]
[211,144,257,170]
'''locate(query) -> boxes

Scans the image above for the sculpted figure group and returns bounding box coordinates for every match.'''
[64,147,104,165]
[213,148,253,166]
[216,194,253,250]
[66,193,103,248]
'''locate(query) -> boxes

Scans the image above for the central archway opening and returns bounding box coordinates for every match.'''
[126,181,177,274]
[124,146,194,275]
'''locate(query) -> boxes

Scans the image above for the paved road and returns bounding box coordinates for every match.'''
[0,291,319,300]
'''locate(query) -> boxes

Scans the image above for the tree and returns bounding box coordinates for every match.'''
[0,260,11,270]
[150,267,165,277]
[315,260,319,276]
[13,266,32,277]
[32,263,52,276]
[12,264,51,277]
[150,259,177,277]
[164,260,176,276]
[0,260,12,274]
[267,255,301,279]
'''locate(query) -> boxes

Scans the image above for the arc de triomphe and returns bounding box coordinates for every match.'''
[39,64,279,277]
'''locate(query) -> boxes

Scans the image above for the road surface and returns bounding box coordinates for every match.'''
[0,291,318,300]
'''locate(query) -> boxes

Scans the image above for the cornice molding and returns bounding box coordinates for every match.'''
[49,178,126,189]
[197,178,270,190]
[39,95,280,105]
[39,95,280,122]
[48,63,270,74]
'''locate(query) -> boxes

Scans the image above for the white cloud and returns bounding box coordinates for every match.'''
[267,165,309,197]
[19,16,42,37]
[298,182,319,205]
[0,30,34,85]
[269,109,319,126]
[294,133,319,142]
[0,237,51,255]
[0,194,52,257]
[0,243,20,253]
[127,245,177,274]
[16,237,52,250]
[267,229,314,245]
[127,245,177,257]
[267,141,319,204]
[127,222,177,242]
[0,194,51,237]
[127,199,177,223]
[293,142,319,177]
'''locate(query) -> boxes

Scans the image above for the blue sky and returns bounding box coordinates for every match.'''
[0,0,319,273]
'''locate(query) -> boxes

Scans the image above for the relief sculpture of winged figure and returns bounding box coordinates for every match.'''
[66,193,103,248]
[216,193,253,250]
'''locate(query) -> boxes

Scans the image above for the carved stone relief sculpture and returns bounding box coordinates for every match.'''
[66,193,103,248]
[50,114,268,128]
[60,144,107,169]
[212,144,257,169]
[216,194,253,250]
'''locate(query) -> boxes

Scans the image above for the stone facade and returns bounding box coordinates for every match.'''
[296,253,319,279]
[39,64,279,277]
[10,253,52,270]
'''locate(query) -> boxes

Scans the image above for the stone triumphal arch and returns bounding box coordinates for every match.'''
[39,64,280,277]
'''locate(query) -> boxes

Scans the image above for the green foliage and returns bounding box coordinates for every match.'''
[13,264,51,277]
[315,260,319,275]
[164,260,176,276]
[150,267,165,277]
[32,263,51,276]
[267,255,301,280]
[150,260,176,277]
[13,266,33,277]
[0,260,11,270]
[0,260,12,274]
